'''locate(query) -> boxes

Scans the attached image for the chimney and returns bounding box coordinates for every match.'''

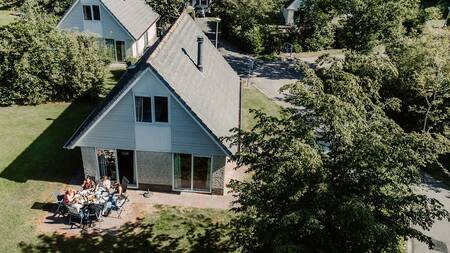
[197,37,204,72]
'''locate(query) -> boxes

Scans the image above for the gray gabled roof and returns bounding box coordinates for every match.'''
[64,12,240,155]
[100,0,160,40]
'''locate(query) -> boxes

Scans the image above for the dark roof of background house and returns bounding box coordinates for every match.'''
[64,12,240,155]
[101,0,160,40]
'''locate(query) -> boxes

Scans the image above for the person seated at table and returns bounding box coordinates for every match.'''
[63,188,76,205]
[96,176,111,191]
[81,176,95,190]
[64,188,83,212]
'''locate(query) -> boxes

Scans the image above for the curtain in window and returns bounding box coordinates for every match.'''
[135,97,143,122]
[173,154,181,189]
[97,150,107,177]
[206,158,211,190]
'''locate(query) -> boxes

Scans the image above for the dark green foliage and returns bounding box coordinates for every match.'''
[225,53,450,252]
[292,0,336,51]
[213,0,284,54]
[0,5,108,105]
[384,33,450,136]
[146,0,186,29]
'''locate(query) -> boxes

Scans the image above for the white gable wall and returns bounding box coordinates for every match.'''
[58,0,135,59]
[78,69,225,156]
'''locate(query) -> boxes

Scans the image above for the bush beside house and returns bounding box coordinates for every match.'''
[0,6,108,106]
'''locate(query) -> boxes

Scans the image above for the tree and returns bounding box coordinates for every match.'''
[292,0,336,51]
[384,32,450,136]
[146,0,186,29]
[0,2,108,105]
[225,54,449,252]
[213,0,284,54]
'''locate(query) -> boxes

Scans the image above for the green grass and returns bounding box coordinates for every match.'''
[18,205,233,252]
[0,10,15,26]
[242,85,282,131]
[103,66,126,93]
[0,102,96,252]
[0,66,125,252]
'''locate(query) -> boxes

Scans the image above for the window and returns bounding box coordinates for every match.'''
[92,5,101,20]
[173,154,211,192]
[154,96,168,123]
[83,5,92,20]
[135,96,152,122]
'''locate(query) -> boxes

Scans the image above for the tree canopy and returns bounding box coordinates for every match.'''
[0,3,108,105]
[225,52,450,252]
[146,0,186,29]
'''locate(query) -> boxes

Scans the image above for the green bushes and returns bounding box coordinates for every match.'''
[0,10,108,105]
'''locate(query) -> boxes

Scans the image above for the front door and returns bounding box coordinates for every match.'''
[117,149,135,186]
[115,41,125,62]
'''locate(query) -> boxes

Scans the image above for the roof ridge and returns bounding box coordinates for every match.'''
[149,11,190,61]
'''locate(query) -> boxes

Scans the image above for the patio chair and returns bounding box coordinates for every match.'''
[85,203,104,228]
[113,196,127,219]
[67,205,86,229]
[53,192,66,217]
[121,177,129,195]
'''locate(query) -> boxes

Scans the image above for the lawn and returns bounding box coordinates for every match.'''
[242,85,282,131]
[0,10,15,26]
[0,102,96,252]
[19,205,233,252]
[0,67,125,252]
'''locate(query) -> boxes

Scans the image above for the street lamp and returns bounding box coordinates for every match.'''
[211,17,221,48]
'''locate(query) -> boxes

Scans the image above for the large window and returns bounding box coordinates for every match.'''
[92,5,101,20]
[83,5,92,20]
[173,154,211,192]
[135,95,169,123]
[83,5,100,21]
[135,96,152,122]
[155,96,168,123]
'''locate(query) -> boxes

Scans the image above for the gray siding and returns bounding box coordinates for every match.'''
[79,92,135,149]
[212,155,226,191]
[136,151,172,186]
[81,147,98,179]
[171,97,225,156]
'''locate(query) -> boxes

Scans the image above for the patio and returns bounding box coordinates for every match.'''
[36,162,246,236]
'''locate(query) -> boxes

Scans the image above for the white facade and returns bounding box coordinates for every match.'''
[57,0,158,61]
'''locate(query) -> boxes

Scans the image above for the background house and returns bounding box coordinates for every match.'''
[282,0,302,26]
[57,0,160,62]
[64,12,241,195]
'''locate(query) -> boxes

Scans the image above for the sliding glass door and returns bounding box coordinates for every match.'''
[96,148,118,181]
[173,154,212,192]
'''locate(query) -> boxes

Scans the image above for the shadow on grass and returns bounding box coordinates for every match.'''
[18,214,233,252]
[0,102,96,183]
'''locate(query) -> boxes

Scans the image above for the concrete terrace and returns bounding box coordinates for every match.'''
[36,162,246,236]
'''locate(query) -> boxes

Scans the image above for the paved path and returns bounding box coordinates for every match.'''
[196,18,301,107]
[409,174,450,253]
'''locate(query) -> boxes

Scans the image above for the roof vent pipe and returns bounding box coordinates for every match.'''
[197,37,204,72]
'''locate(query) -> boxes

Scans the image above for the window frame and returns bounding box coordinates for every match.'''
[133,94,170,125]
[172,153,213,193]
[82,5,92,20]
[92,5,101,21]
[154,96,169,123]
[134,95,152,123]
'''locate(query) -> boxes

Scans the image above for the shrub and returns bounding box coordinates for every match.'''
[0,9,108,105]
[424,6,445,19]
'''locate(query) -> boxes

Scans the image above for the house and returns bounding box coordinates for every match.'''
[64,12,241,195]
[57,0,160,62]
[282,0,303,26]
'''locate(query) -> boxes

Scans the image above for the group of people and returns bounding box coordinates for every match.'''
[62,175,124,215]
